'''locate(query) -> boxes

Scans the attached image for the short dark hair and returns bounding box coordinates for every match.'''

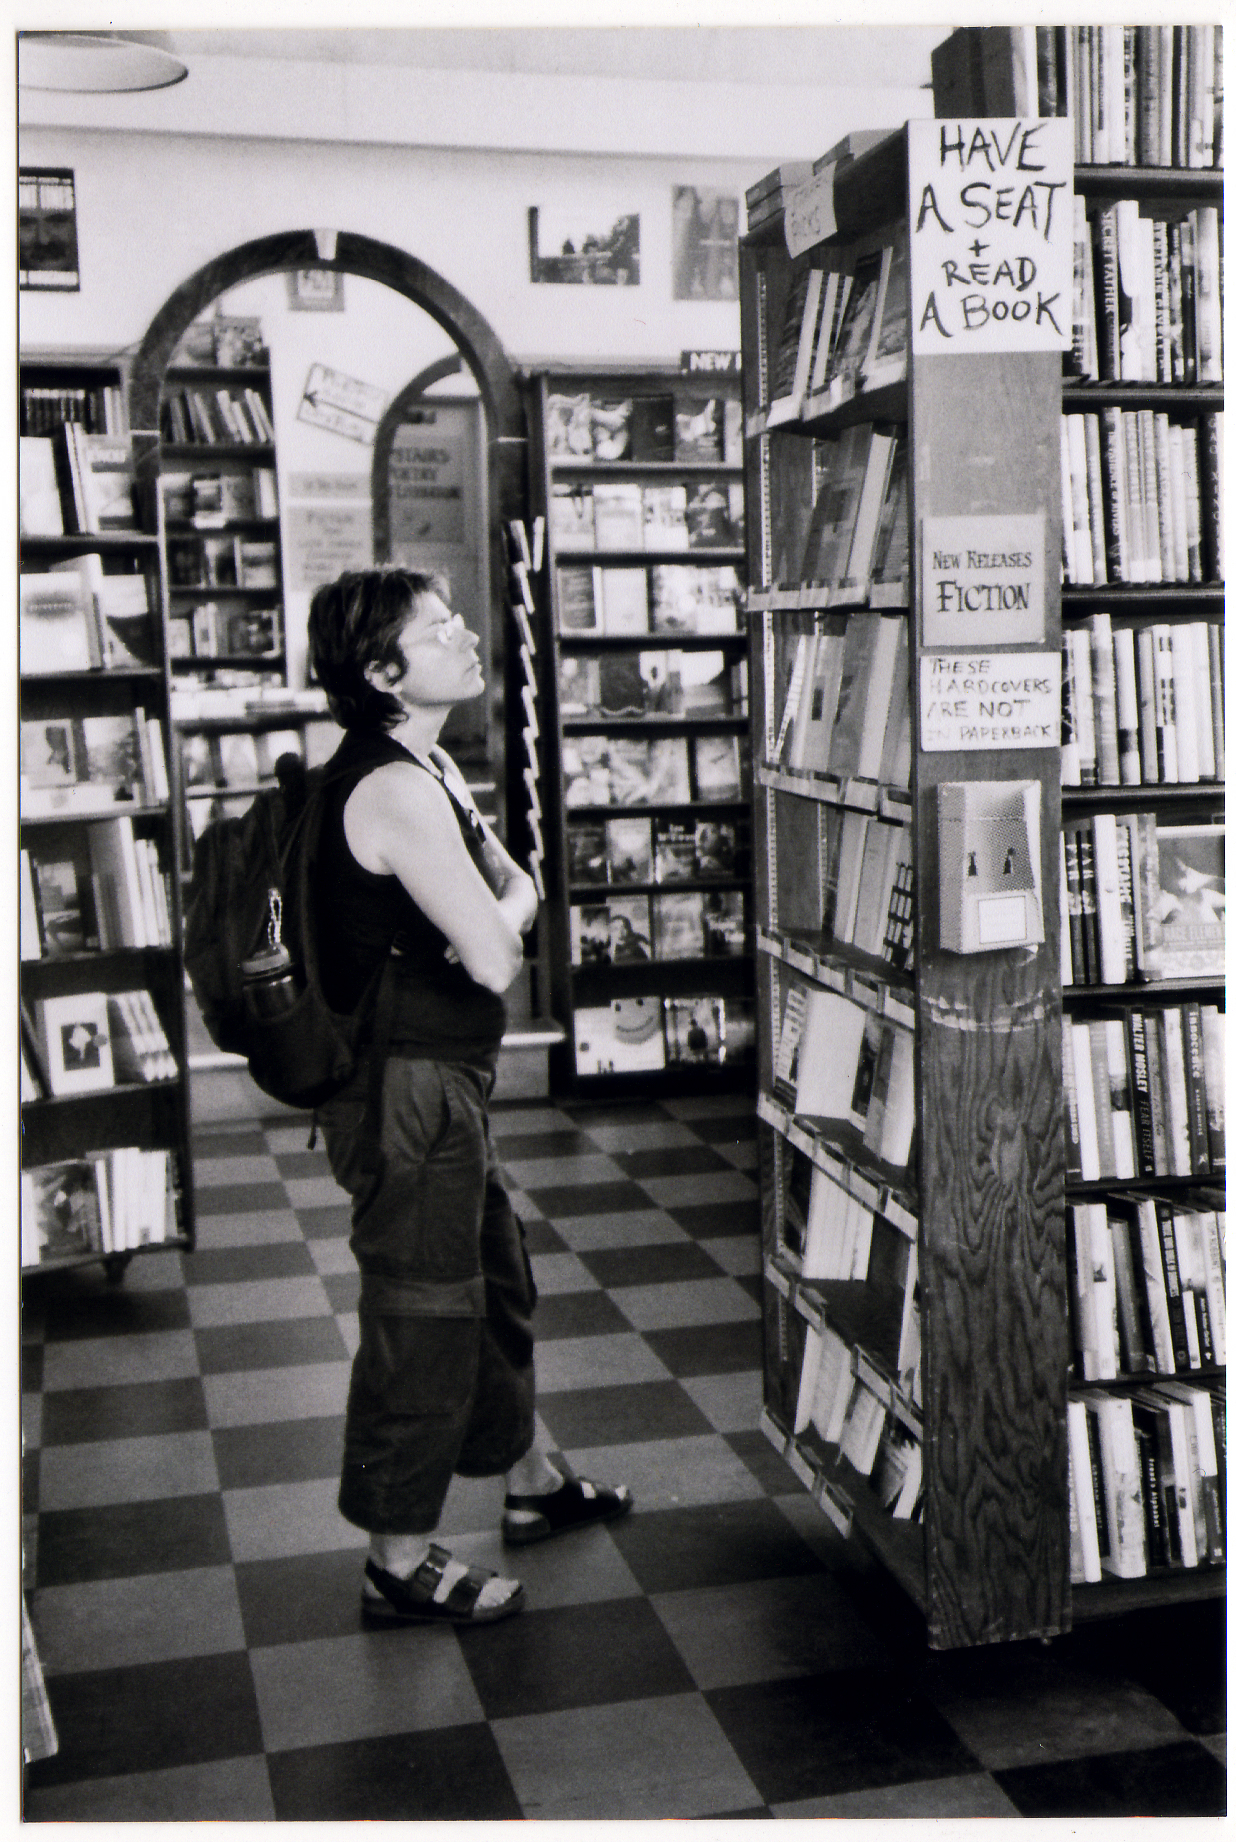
[307,567,447,731]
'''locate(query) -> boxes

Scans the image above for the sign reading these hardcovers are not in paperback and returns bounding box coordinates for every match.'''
[920,653,1060,753]
[908,117,1072,354]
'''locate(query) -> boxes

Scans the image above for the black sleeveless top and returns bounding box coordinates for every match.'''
[315,729,507,1068]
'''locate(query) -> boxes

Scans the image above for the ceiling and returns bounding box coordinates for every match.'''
[128,27,945,91]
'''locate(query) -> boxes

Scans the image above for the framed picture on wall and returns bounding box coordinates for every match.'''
[287,267,345,311]
[671,187,739,301]
[19,168,80,291]
[529,207,640,285]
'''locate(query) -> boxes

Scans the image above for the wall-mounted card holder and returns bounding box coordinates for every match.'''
[937,780,1044,954]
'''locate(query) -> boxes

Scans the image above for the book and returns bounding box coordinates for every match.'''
[550,484,595,551]
[596,567,649,635]
[607,816,653,884]
[691,734,743,801]
[570,895,652,965]
[653,890,705,960]
[641,485,689,551]
[663,996,756,1067]
[28,848,100,955]
[649,566,742,635]
[19,570,101,674]
[35,990,115,1095]
[653,817,699,883]
[23,1159,109,1262]
[673,395,726,462]
[19,435,64,536]
[683,481,742,549]
[566,821,608,886]
[825,248,888,405]
[592,482,645,549]
[20,716,147,817]
[557,567,599,633]
[1137,820,1224,980]
[573,998,666,1074]
[701,889,746,957]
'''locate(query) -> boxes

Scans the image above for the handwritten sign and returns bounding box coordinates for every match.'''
[908,117,1072,355]
[919,651,1060,752]
[287,472,368,499]
[297,363,388,445]
[287,503,372,591]
[784,166,837,259]
[921,513,1046,647]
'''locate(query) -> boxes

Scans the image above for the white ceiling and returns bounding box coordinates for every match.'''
[132,26,945,91]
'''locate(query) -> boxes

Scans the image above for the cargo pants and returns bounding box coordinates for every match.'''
[317,1055,538,1534]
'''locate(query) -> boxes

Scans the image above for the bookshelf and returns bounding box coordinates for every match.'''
[19,353,195,1279]
[744,85,1223,1650]
[1062,145,1225,1619]
[525,365,757,1092]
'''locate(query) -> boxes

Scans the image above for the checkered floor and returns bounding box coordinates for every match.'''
[22,1092,1226,1820]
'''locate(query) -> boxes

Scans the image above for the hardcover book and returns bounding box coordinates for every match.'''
[574,998,666,1074]
[606,816,653,883]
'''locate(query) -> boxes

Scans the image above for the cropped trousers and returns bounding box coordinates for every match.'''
[317,1055,538,1534]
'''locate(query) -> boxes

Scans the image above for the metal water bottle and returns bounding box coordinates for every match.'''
[241,891,300,1016]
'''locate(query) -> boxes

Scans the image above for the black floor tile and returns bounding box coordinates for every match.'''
[538,1380,715,1449]
[23,1450,39,1514]
[322,1273,360,1313]
[39,1284,191,1342]
[194,1181,291,1216]
[560,1101,677,1127]
[22,1344,44,1392]
[994,1739,1227,1818]
[613,1144,734,1179]
[213,1416,344,1490]
[191,1129,270,1160]
[518,1218,569,1255]
[234,1548,368,1648]
[579,1240,725,1290]
[194,1316,350,1375]
[735,1274,764,1304]
[610,1499,824,1595]
[531,1291,633,1340]
[525,1179,653,1218]
[27,1652,263,1785]
[181,1241,317,1285]
[458,1595,695,1720]
[724,1428,810,1496]
[40,1377,209,1447]
[643,1320,764,1376]
[267,1724,522,1822]
[1067,1601,1229,1736]
[273,1150,334,1179]
[706,1668,982,1806]
[496,1129,598,1159]
[295,1204,352,1239]
[668,1200,761,1239]
[36,1494,233,1587]
[685,1114,757,1145]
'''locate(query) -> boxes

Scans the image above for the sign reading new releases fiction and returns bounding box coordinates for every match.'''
[921,513,1046,647]
[908,117,1072,355]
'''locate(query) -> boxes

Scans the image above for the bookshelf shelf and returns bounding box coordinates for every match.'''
[1061,784,1223,810]
[1061,383,1224,412]
[551,460,745,481]
[757,1091,919,1227]
[756,926,916,1012]
[1072,1567,1227,1618]
[528,363,756,1091]
[164,363,271,386]
[1073,165,1224,202]
[1060,585,1224,611]
[556,547,747,567]
[1063,976,1225,1001]
[160,443,276,462]
[757,763,912,823]
[19,532,161,554]
[563,716,749,739]
[19,802,174,830]
[559,632,748,653]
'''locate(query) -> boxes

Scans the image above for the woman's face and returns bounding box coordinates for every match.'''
[388,591,484,708]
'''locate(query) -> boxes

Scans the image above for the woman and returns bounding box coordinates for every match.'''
[308,568,630,1626]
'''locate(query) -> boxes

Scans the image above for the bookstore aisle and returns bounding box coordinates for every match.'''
[22,1094,1224,1820]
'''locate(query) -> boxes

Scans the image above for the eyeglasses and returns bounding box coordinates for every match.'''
[422,611,467,647]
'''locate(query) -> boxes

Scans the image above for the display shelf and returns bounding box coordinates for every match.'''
[1074,165,1223,202]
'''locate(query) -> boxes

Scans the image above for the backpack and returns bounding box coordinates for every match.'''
[184,749,389,1111]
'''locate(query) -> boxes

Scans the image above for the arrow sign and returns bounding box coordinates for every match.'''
[298,363,389,445]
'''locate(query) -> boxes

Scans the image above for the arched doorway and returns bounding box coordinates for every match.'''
[129,227,527,831]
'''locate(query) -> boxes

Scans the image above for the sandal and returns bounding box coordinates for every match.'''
[502,1475,633,1546]
[361,1545,524,1625]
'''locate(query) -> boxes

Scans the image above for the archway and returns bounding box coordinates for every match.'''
[129,228,527,824]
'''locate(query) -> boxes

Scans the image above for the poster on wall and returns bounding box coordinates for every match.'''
[529,206,640,284]
[287,268,345,312]
[671,188,739,301]
[286,502,373,591]
[386,413,467,549]
[19,169,79,291]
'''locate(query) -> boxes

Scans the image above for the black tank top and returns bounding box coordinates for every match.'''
[315,729,507,1068]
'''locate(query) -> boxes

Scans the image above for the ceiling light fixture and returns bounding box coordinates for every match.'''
[18,33,188,94]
